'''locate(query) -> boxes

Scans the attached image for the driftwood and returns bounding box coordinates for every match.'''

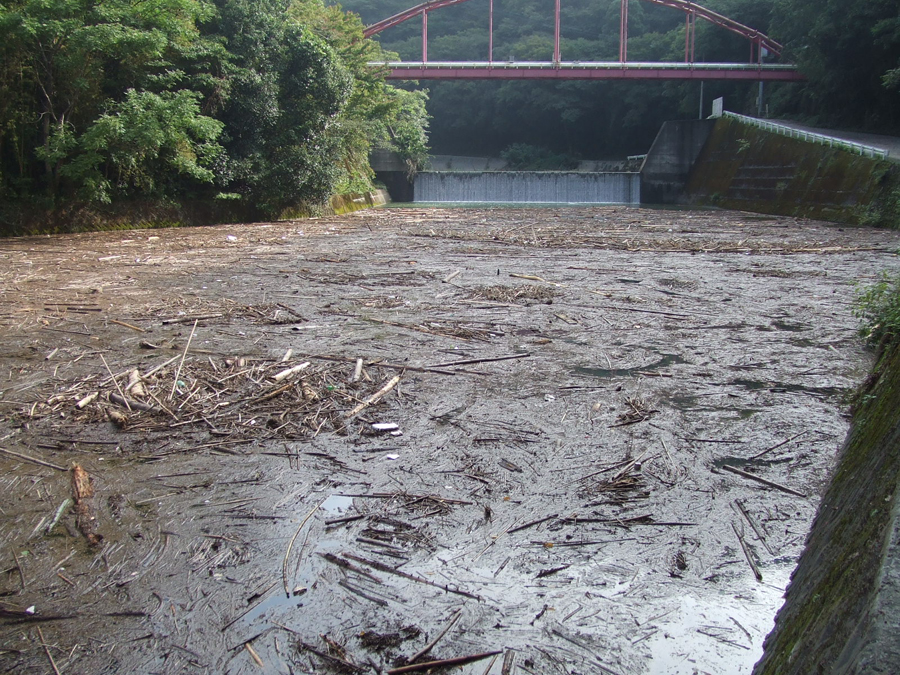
[345,375,401,419]
[426,353,530,369]
[169,319,199,400]
[508,513,558,534]
[37,627,61,675]
[343,553,480,601]
[734,499,776,555]
[109,319,146,333]
[388,650,503,675]
[0,447,66,472]
[71,465,103,546]
[108,392,155,412]
[719,464,806,498]
[749,430,808,460]
[406,608,462,664]
[732,522,762,582]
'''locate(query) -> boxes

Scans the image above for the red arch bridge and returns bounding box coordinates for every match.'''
[364,0,803,81]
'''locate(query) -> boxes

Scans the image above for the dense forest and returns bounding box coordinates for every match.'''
[0,0,427,218]
[0,0,898,220]
[342,0,900,159]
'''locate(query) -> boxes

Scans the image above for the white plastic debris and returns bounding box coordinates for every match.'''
[372,422,399,432]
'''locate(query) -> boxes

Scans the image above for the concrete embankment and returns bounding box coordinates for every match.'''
[754,342,900,674]
[686,116,898,223]
[640,119,717,204]
[370,150,644,204]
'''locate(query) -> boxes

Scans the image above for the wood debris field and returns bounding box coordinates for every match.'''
[1,206,899,674]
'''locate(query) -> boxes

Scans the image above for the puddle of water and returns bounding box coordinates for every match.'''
[730,362,773,371]
[788,337,829,349]
[670,394,698,409]
[320,494,355,514]
[647,566,793,674]
[239,535,348,626]
[670,395,763,419]
[575,353,687,378]
[231,493,358,625]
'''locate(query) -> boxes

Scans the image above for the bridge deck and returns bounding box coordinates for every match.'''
[375,61,804,81]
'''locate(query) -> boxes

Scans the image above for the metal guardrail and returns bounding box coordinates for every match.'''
[723,112,888,159]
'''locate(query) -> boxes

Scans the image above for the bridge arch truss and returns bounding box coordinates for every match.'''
[363,0,799,81]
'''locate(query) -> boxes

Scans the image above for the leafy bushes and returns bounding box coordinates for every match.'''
[500,143,579,171]
[855,271,900,347]
[0,0,429,225]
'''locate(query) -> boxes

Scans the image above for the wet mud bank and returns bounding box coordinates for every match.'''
[1,207,900,674]
[754,341,900,674]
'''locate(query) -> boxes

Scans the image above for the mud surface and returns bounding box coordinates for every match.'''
[1,206,899,675]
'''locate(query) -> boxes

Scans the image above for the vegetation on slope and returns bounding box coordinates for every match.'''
[0,0,429,227]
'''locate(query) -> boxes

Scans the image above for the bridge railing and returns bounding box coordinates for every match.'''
[723,112,889,159]
[376,61,799,71]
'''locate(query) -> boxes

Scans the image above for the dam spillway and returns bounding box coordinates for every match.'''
[413,171,640,204]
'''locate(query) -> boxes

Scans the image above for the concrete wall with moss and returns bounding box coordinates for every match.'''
[687,117,898,224]
[754,342,900,674]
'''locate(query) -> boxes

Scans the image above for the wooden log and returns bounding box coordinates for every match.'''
[72,465,103,546]
[720,464,806,498]
[0,447,66,472]
[388,650,502,674]
[344,375,401,419]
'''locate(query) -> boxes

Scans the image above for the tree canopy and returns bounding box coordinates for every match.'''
[0,0,430,217]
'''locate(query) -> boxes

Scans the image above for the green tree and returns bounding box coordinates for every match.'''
[211,0,353,213]
[0,0,224,200]
[58,89,224,203]
[771,0,900,130]
[0,0,429,219]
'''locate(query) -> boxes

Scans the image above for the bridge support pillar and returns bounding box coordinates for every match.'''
[422,11,428,62]
[685,10,696,62]
[553,0,561,63]
[489,0,493,63]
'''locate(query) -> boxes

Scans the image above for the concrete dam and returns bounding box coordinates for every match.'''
[413,170,641,204]
[370,124,711,206]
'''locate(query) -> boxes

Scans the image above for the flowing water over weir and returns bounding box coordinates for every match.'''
[414,170,641,204]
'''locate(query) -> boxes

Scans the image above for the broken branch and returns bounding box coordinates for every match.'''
[388,650,502,675]
[719,464,806,498]
[344,375,401,419]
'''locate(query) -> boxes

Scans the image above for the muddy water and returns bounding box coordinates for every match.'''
[1,207,899,674]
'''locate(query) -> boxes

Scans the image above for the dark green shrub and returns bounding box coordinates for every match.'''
[855,271,900,346]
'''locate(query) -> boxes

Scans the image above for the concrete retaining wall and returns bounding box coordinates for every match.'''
[687,117,896,223]
[640,119,717,204]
